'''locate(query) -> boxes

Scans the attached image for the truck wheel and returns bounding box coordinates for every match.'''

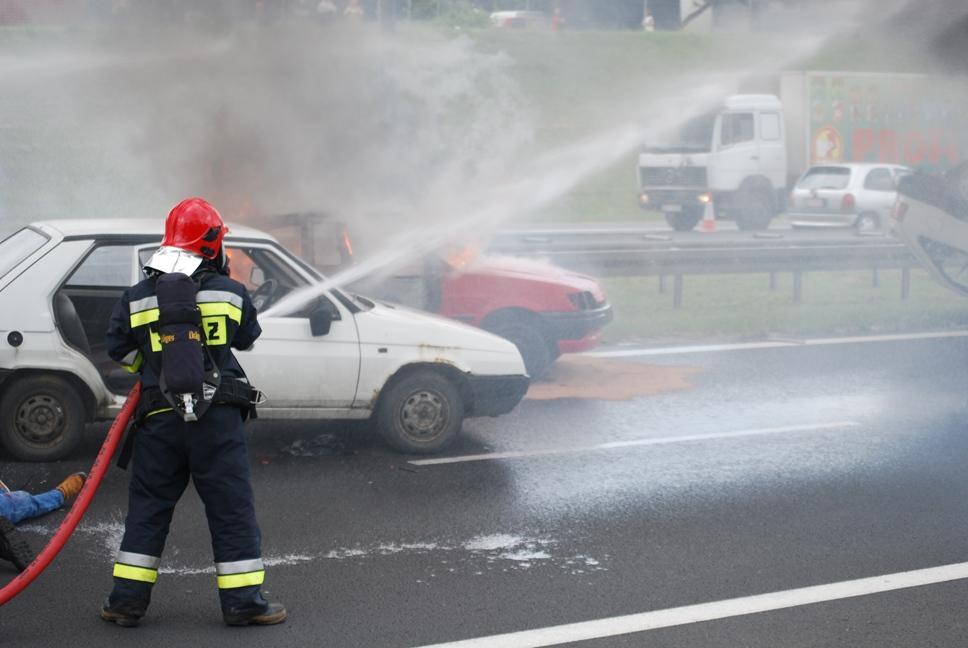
[736,188,774,231]
[664,208,703,232]
[855,212,880,232]
[377,370,464,454]
[486,319,554,379]
[0,375,86,461]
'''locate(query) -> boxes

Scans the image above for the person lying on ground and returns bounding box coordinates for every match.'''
[0,472,86,571]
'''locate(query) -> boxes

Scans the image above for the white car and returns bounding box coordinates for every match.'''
[893,165,968,295]
[0,220,529,461]
[787,163,912,232]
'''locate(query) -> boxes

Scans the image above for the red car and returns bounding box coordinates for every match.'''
[272,213,613,378]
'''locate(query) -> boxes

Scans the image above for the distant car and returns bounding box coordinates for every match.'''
[787,163,912,231]
[893,164,968,295]
[489,10,546,28]
[0,220,529,461]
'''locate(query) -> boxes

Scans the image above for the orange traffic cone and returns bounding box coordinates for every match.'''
[700,201,716,232]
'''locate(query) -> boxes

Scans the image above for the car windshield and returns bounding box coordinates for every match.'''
[0,228,49,280]
[798,166,851,190]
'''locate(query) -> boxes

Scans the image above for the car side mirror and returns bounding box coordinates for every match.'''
[309,305,334,337]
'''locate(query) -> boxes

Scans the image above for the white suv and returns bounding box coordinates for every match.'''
[0,220,529,461]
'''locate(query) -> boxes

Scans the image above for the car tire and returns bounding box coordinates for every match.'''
[735,188,774,231]
[0,375,86,462]
[376,370,464,454]
[855,212,880,232]
[664,208,703,232]
[485,319,554,380]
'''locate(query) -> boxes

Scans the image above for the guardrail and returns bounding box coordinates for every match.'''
[486,230,920,308]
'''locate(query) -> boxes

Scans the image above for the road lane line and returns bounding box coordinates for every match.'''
[408,421,860,466]
[412,561,968,648]
[587,331,968,358]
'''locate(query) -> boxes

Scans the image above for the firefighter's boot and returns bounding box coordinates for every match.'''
[0,516,33,572]
[101,580,152,628]
[223,600,288,626]
[56,472,86,502]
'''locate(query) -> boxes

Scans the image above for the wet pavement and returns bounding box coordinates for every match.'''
[3,334,968,646]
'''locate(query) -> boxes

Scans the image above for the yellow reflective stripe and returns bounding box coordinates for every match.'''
[113,563,158,584]
[130,308,160,328]
[198,302,241,324]
[122,351,144,374]
[216,570,265,589]
[144,407,173,418]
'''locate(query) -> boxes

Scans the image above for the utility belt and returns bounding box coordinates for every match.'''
[116,377,264,470]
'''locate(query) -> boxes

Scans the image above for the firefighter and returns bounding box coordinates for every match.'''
[100,198,286,628]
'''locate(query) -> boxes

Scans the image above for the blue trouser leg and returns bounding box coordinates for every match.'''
[109,412,190,608]
[187,405,266,612]
[0,490,64,524]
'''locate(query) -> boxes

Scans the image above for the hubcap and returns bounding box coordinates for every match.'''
[399,390,447,440]
[15,394,65,445]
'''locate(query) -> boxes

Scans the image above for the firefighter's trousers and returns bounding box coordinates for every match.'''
[108,405,267,612]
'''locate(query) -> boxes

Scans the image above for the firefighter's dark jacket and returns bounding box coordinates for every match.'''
[106,270,262,388]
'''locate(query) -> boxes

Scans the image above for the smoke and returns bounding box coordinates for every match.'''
[0,19,532,244]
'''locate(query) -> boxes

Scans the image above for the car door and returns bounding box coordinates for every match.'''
[137,241,362,412]
[714,111,759,191]
[862,167,901,220]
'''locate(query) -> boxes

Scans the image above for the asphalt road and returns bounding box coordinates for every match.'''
[4,334,968,646]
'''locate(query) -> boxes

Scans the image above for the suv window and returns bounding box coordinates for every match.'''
[0,228,49,280]
[720,113,754,146]
[65,244,135,287]
[864,168,896,191]
[797,166,851,190]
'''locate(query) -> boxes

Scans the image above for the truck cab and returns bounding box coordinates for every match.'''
[638,94,786,231]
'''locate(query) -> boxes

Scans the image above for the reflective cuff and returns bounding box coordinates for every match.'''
[120,350,144,374]
[216,558,265,589]
[113,551,160,584]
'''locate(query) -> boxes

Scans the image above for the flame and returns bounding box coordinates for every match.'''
[445,244,479,269]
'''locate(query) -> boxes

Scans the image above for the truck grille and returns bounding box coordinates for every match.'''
[640,166,707,187]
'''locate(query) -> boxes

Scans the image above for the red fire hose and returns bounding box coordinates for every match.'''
[0,382,141,606]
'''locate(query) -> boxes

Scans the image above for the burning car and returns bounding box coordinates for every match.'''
[0,220,529,462]
[354,251,612,380]
[269,213,613,380]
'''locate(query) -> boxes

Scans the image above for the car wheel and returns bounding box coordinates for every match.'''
[376,370,464,454]
[0,375,86,461]
[735,188,774,231]
[664,207,703,232]
[485,319,554,379]
[855,212,880,232]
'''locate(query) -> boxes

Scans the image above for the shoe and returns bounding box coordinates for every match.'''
[223,601,287,626]
[100,598,146,628]
[0,516,34,572]
[55,472,87,502]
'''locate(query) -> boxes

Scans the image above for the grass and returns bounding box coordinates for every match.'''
[599,268,968,345]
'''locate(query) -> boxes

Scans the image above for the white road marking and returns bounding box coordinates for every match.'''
[409,422,860,466]
[587,330,968,358]
[412,560,968,648]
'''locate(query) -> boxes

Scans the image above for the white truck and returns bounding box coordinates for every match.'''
[637,71,964,231]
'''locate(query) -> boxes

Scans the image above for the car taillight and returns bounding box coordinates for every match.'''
[892,201,909,222]
[841,193,856,211]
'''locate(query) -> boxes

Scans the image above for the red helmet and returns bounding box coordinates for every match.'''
[162,197,228,260]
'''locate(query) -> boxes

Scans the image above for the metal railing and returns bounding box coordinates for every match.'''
[486,229,920,308]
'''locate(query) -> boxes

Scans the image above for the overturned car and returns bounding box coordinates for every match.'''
[0,220,529,461]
